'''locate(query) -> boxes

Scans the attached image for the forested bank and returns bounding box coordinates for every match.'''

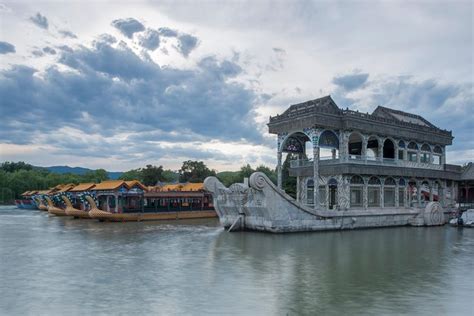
[0,159,296,204]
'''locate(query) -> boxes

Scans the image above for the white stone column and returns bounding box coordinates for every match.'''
[363,180,368,210]
[394,142,399,162]
[378,138,384,162]
[417,180,422,207]
[362,135,368,161]
[313,146,320,210]
[115,194,118,213]
[380,179,385,208]
[277,151,282,189]
[417,145,421,163]
[395,179,400,207]
[339,130,348,162]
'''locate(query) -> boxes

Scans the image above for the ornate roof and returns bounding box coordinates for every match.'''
[69,183,96,192]
[461,162,474,181]
[272,95,341,121]
[125,180,148,191]
[92,180,127,191]
[371,106,437,129]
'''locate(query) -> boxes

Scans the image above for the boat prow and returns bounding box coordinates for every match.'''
[62,196,91,218]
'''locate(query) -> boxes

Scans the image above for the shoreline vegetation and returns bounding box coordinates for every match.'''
[0,160,292,204]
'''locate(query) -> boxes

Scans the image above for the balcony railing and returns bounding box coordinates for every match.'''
[290,155,444,170]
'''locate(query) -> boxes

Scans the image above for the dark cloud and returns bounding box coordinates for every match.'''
[177,34,198,57]
[32,50,44,57]
[42,46,56,55]
[333,72,369,91]
[111,18,145,38]
[138,29,160,50]
[59,30,77,39]
[29,12,48,29]
[0,41,15,54]
[0,40,261,154]
[158,27,178,37]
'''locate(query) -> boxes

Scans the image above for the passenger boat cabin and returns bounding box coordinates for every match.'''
[144,183,213,212]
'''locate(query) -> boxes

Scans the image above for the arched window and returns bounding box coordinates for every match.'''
[384,177,396,186]
[407,142,418,162]
[433,146,443,165]
[384,177,396,207]
[348,132,363,159]
[368,176,381,207]
[383,139,395,159]
[319,130,339,160]
[350,175,364,184]
[327,178,337,210]
[368,176,381,185]
[350,175,364,208]
[420,144,431,163]
[421,180,430,205]
[367,136,379,160]
[398,140,405,160]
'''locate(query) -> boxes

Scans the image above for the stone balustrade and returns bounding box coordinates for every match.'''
[290,156,445,170]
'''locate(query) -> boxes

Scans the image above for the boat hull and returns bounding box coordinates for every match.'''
[48,206,68,216]
[89,208,217,222]
[65,207,91,219]
[204,172,446,233]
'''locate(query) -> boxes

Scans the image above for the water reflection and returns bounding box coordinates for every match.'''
[0,206,472,315]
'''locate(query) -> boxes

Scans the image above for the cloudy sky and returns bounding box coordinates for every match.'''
[0,0,472,172]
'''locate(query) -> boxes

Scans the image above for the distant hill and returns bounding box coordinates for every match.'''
[46,166,123,179]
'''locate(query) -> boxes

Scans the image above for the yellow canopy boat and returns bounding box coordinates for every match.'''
[63,196,91,219]
[45,196,68,216]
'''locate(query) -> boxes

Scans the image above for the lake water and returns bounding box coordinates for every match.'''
[0,206,472,315]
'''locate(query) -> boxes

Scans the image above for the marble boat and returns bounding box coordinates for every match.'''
[202,96,474,233]
[204,172,445,233]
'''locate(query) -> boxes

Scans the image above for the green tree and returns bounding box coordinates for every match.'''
[141,165,164,186]
[179,161,216,183]
[83,169,109,183]
[255,165,277,184]
[216,171,239,187]
[162,169,179,183]
[1,161,33,172]
[119,169,143,181]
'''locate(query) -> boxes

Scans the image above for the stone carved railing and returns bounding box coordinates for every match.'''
[290,157,444,170]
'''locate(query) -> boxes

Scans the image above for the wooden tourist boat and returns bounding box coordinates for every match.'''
[62,196,91,219]
[15,191,39,209]
[45,196,68,216]
[34,196,49,211]
[88,181,217,222]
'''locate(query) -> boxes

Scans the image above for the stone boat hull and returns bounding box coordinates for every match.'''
[204,172,446,233]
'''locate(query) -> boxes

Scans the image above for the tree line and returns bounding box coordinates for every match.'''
[0,158,296,204]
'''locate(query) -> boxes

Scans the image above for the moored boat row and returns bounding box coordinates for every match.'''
[16,180,217,222]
